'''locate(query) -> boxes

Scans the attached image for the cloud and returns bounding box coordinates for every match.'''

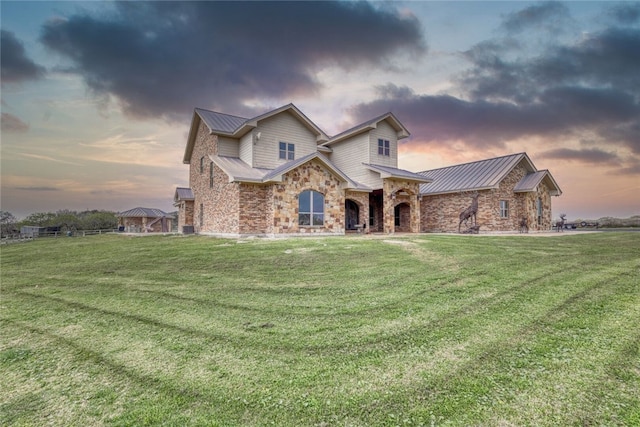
[606,2,640,25]
[15,186,59,191]
[500,1,573,35]
[0,30,45,84]
[40,1,425,120]
[1,112,29,132]
[538,148,621,165]
[349,3,640,173]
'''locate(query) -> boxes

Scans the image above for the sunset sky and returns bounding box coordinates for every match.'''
[2,1,639,220]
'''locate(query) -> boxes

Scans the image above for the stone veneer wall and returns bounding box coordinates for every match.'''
[269,159,345,235]
[345,190,370,231]
[420,165,554,232]
[175,200,194,231]
[382,179,421,233]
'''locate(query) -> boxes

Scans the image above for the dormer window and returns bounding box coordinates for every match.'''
[279,142,295,160]
[378,139,390,156]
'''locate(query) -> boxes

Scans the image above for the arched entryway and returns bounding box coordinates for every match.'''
[394,202,411,232]
[345,199,360,231]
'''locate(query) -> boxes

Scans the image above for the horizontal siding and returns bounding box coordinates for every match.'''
[239,132,253,165]
[328,133,384,188]
[369,120,398,168]
[253,111,319,169]
[218,136,239,157]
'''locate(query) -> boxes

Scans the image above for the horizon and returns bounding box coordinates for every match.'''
[2,1,639,220]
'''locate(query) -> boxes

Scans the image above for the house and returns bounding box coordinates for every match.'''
[176,104,560,236]
[177,104,430,236]
[117,207,174,233]
[418,153,562,233]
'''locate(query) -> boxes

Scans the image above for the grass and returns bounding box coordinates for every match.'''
[1,232,639,426]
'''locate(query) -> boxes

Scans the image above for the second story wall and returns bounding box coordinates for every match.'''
[189,120,218,188]
[247,111,320,169]
[369,120,399,168]
[218,136,240,158]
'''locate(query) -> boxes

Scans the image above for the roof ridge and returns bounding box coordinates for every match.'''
[418,152,525,174]
[194,107,248,121]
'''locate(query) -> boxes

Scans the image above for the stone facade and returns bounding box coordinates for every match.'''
[383,179,421,233]
[269,159,345,235]
[420,165,554,232]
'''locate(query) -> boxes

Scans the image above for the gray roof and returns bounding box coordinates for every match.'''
[419,153,535,195]
[514,170,562,196]
[211,153,359,188]
[174,187,194,201]
[324,112,410,146]
[118,207,172,218]
[195,108,247,134]
[364,163,432,183]
[212,155,271,182]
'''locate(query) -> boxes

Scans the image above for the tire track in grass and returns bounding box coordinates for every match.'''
[2,319,248,426]
[349,265,635,426]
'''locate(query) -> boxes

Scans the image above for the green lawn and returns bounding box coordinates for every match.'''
[1,233,639,426]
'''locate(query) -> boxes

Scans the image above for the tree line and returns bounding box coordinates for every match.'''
[1,210,118,237]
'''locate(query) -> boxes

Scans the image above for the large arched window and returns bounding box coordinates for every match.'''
[299,190,324,226]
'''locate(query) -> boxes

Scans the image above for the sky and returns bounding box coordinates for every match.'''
[1,1,639,220]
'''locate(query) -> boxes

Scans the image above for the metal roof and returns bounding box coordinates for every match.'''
[418,153,535,195]
[118,207,172,218]
[364,163,432,183]
[195,108,247,134]
[324,112,410,146]
[174,187,194,201]
[211,155,271,182]
[514,170,562,196]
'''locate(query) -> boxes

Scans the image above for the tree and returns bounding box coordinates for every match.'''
[1,211,18,237]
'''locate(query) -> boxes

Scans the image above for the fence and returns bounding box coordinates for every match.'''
[1,229,119,244]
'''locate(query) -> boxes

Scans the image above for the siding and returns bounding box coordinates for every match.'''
[327,133,374,186]
[218,136,239,157]
[369,120,398,168]
[252,111,319,169]
[239,132,253,165]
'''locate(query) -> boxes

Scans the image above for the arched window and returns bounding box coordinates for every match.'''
[299,190,324,226]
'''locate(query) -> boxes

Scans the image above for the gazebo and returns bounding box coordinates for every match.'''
[117,207,174,233]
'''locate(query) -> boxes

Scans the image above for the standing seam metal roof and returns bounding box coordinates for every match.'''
[118,207,171,218]
[195,108,248,134]
[418,153,533,194]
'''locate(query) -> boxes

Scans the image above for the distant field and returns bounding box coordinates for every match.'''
[1,233,639,426]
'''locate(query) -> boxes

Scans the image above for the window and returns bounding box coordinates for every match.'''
[200,157,205,174]
[279,142,295,160]
[298,190,324,226]
[209,162,214,188]
[378,139,390,156]
[199,203,204,227]
[537,198,543,225]
[499,200,509,218]
[369,205,375,227]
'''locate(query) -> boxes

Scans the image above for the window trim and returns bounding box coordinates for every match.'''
[499,200,509,218]
[279,142,295,160]
[378,139,390,156]
[298,190,324,226]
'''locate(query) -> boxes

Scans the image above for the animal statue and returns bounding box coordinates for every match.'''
[555,213,567,232]
[519,217,529,233]
[458,192,479,233]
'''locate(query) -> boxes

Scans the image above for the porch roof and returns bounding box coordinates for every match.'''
[118,207,173,218]
[364,163,432,183]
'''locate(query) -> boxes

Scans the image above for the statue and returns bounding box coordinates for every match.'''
[458,192,479,233]
[519,216,529,233]
[555,213,566,232]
